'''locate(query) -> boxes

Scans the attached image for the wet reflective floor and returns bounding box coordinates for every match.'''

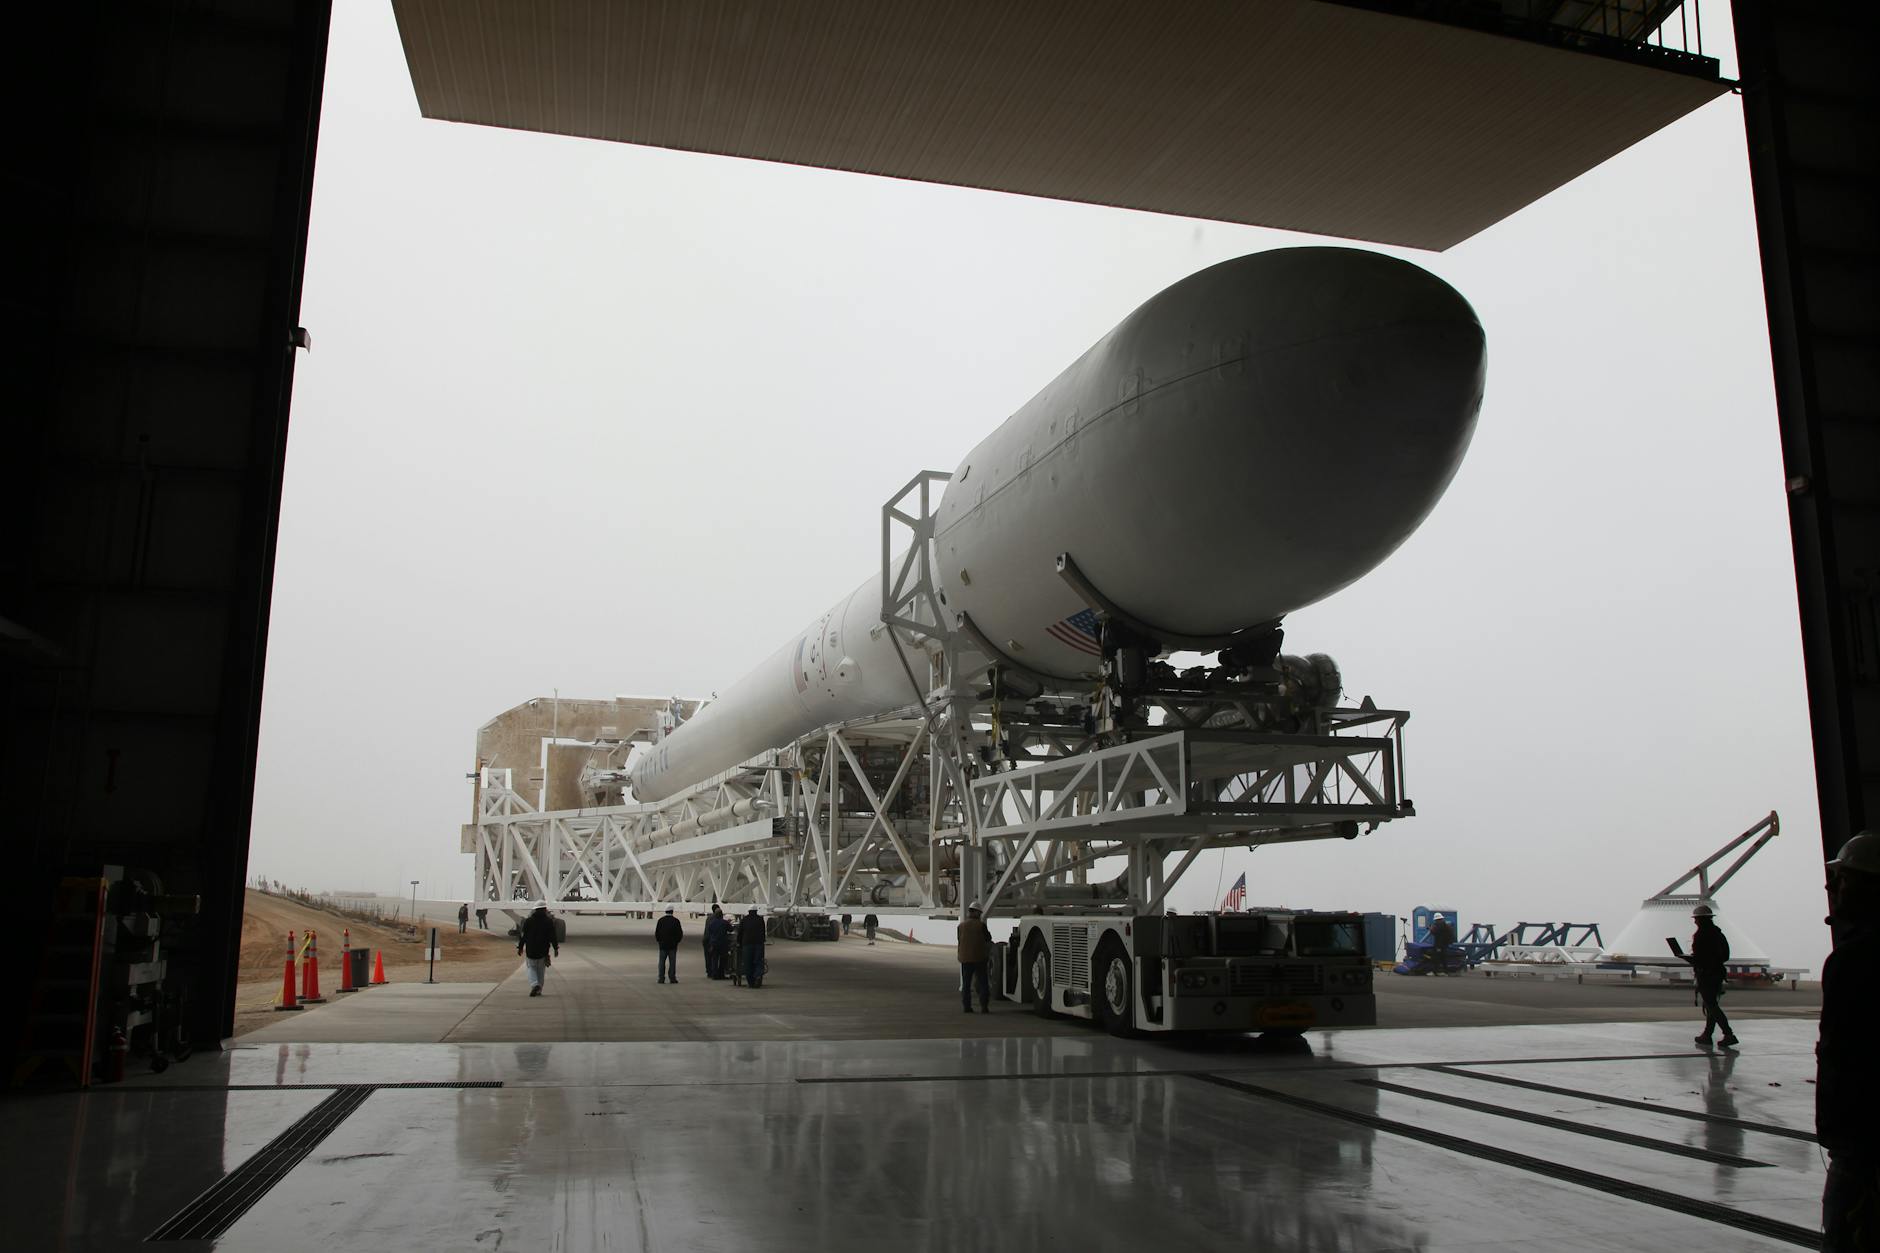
[8,1019,1827,1251]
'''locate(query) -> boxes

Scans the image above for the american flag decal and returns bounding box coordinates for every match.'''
[1046,608,1102,656]
[1221,872,1246,913]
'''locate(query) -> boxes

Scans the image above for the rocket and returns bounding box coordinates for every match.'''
[631,246,1485,803]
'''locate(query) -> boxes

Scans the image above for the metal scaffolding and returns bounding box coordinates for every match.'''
[471,472,1414,920]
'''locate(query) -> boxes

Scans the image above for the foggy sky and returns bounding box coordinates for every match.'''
[253,6,1831,970]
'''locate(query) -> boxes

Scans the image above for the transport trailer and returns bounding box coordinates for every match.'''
[1003,910,1374,1036]
[766,911,840,941]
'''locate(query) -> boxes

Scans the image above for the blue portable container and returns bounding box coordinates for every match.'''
[1410,905,1458,946]
[1361,912,1396,962]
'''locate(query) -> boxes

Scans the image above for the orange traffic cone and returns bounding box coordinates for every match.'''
[274,931,302,1011]
[337,928,357,993]
[371,948,389,985]
[301,929,326,1003]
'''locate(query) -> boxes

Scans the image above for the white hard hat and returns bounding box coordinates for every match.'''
[1829,831,1880,876]
[1691,902,1715,918]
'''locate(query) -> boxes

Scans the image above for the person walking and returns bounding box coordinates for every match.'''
[864,912,879,945]
[475,907,489,930]
[737,907,767,987]
[517,905,559,997]
[1686,902,1737,1048]
[703,904,730,979]
[1819,830,1879,1251]
[458,902,470,934]
[957,905,993,1014]
[655,907,683,983]
[842,913,853,937]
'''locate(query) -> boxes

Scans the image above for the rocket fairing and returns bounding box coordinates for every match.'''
[631,247,1486,803]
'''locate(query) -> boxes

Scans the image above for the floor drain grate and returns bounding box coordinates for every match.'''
[145,1081,502,1241]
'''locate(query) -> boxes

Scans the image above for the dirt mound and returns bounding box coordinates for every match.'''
[233,891,520,1037]
[240,890,511,976]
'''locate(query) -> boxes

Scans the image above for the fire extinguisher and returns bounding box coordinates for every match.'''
[106,1027,128,1084]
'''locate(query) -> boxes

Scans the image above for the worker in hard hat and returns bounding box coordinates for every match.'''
[957,905,993,1014]
[517,905,560,997]
[1686,903,1737,1049]
[1819,830,1879,1251]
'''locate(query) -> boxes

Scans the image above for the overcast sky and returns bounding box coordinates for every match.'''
[252,6,1831,970]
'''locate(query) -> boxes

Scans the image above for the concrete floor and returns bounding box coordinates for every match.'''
[8,919,1830,1249]
[9,1019,1828,1251]
[232,918,1820,1045]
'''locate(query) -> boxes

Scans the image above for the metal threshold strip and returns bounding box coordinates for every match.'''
[146,1081,503,1242]
[1187,1073,1821,1250]
[1358,1077,1774,1168]
[792,1049,1722,1087]
[1427,1064,1818,1143]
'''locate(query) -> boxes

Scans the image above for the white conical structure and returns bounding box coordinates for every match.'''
[1602,813,1780,971]
[1604,895,1773,969]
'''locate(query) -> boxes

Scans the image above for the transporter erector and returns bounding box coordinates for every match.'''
[478,246,1483,1035]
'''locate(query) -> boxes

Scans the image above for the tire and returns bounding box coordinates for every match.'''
[1024,934,1056,1018]
[1094,938,1138,1037]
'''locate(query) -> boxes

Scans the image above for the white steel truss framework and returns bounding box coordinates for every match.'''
[471,473,1413,919]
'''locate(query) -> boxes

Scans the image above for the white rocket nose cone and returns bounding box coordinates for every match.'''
[1151,247,1486,626]
[936,246,1486,648]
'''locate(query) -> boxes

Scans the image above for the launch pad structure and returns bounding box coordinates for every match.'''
[470,470,1411,925]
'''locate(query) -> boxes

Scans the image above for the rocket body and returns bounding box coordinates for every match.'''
[631,247,1485,803]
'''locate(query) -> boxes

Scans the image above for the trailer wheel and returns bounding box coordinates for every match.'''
[1094,937,1138,1037]
[1024,934,1056,1018]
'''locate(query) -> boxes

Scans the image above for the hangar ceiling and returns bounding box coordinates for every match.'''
[390,0,1728,251]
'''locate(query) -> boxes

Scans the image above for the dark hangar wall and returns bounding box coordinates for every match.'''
[1735,2,1880,858]
[3,1,331,1059]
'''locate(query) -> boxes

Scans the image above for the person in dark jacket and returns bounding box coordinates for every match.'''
[1426,914,1456,971]
[517,905,559,997]
[703,904,730,979]
[864,912,879,945]
[655,907,683,983]
[737,907,767,987]
[458,902,470,934]
[1820,831,1880,1251]
[1686,903,1736,1048]
[957,905,993,1013]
